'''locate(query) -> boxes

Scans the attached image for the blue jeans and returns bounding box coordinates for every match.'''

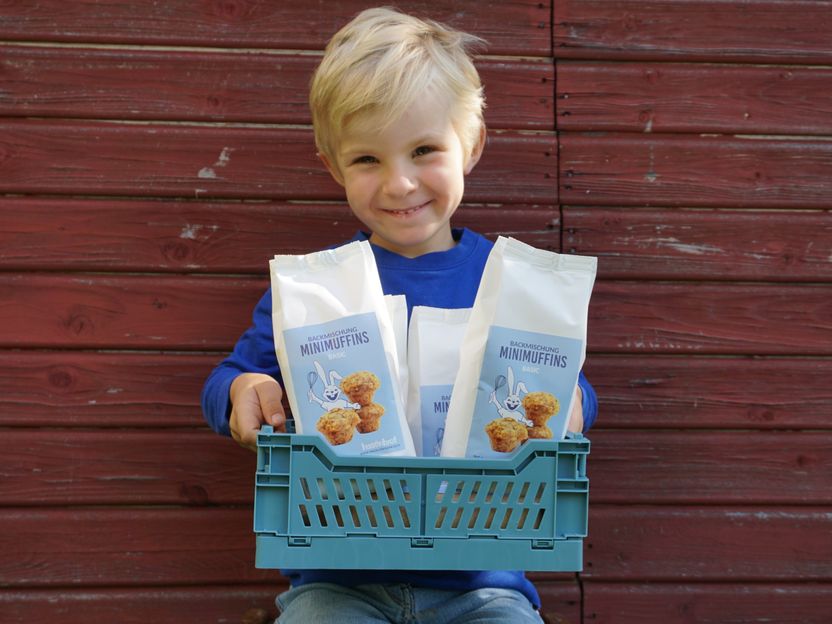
[275,582,544,623]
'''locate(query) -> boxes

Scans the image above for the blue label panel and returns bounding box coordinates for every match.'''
[468,325,582,458]
[420,384,453,458]
[283,312,404,455]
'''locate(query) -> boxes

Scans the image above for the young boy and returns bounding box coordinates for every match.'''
[202,7,597,623]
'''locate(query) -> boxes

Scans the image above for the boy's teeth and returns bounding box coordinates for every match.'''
[389,202,426,214]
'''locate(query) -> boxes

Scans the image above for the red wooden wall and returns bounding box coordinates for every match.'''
[555,1,832,621]
[1,2,830,622]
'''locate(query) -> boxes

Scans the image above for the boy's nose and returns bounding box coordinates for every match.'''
[383,165,417,197]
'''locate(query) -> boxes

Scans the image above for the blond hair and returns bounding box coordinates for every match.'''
[310,7,486,166]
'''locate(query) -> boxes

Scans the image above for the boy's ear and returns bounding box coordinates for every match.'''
[318,152,345,187]
[463,125,487,175]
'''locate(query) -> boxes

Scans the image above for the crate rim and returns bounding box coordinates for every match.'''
[257,425,590,472]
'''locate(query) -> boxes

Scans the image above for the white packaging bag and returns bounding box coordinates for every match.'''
[270,241,415,456]
[406,306,471,456]
[385,294,409,414]
[441,237,597,458]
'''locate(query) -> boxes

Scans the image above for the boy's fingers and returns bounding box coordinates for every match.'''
[270,411,288,432]
[230,408,260,452]
[239,426,259,451]
[229,375,287,451]
[254,380,286,429]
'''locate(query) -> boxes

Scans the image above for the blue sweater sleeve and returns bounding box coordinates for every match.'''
[200,289,281,436]
[577,370,598,433]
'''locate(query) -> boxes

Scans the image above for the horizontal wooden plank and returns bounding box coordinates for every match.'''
[0,46,554,129]
[0,351,214,427]
[0,508,280,587]
[559,134,832,208]
[556,62,832,135]
[0,273,267,350]
[588,431,832,505]
[0,585,285,624]
[4,429,828,507]
[584,355,832,430]
[4,277,831,354]
[584,582,832,624]
[0,1,550,56]
[0,429,252,506]
[0,199,356,273]
[554,0,832,63]
[563,208,832,281]
[0,198,558,272]
[588,282,832,356]
[0,120,556,203]
[584,505,832,581]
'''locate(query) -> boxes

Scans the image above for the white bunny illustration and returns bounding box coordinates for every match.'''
[489,366,533,426]
[308,361,360,411]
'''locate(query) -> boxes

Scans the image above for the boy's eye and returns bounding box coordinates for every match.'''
[413,145,436,157]
[351,155,378,165]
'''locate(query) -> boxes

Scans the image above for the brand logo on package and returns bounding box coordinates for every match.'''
[283,312,404,455]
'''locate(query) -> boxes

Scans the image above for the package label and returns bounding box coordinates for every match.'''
[467,325,582,458]
[283,311,405,455]
[419,384,453,457]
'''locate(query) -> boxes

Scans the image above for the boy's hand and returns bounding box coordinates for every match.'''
[229,373,287,451]
[567,386,584,434]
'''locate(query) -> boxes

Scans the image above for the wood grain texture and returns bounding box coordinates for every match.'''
[0,429,253,506]
[583,583,832,624]
[0,273,268,350]
[563,207,832,281]
[588,281,832,356]
[556,62,832,135]
[0,508,281,587]
[0,351,214,427]
[0,197,558,272]
[584,506,832,581]
[588,431,832,505]
[4,276,831,353]
[0,120,556,203]
[0,0,550,56]
[554,0,832,62]
[0,45,554,129]
[0,586,284,624]
[583,355,832,430]
[559,133,832,208]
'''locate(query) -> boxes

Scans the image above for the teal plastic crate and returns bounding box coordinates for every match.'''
[254,425,590,571]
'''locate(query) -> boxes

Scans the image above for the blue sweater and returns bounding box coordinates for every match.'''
[201,228,598,608]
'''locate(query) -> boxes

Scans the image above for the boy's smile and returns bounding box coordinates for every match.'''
[323,92,482,258]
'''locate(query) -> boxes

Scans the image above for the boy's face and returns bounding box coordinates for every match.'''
[322,93,482,258]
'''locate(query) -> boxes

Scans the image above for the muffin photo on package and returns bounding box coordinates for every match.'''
[270,241,415,457]
[441,237,596,458]
[316,407,360,446]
